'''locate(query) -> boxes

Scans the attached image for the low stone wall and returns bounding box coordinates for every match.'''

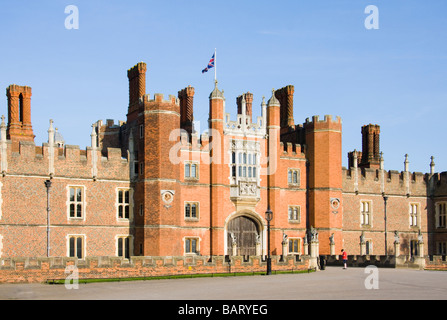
[0,255,312,284]
[322,254,447,270]
[425,255,447,270]
[322,255,397,268]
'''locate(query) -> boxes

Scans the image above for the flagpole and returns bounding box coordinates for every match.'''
[214,48,217,82]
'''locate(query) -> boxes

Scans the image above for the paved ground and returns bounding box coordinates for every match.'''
[0,267,446,300]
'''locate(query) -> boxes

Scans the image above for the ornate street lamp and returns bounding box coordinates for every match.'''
[45,179,52,257]
[265,206,273,275]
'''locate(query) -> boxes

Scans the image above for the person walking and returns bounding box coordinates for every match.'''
[341,249,348,269]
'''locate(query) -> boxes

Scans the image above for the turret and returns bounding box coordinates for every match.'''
[304,115,343,255]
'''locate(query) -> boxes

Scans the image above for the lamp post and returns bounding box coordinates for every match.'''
[45,179,52,257]
[265,206,273,275]
[383,195,388,256]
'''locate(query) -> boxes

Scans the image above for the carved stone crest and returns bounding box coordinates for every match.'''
[161,190,175,208]
[239,182,257,196]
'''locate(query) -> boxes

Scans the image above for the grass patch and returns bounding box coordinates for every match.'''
[47,268,314,285]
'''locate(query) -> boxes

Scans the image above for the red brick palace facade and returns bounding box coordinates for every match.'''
[1,62,446,260]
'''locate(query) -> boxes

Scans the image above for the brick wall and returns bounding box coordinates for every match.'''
[0,255,311,284]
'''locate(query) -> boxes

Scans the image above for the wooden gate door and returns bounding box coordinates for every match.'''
[227,216,259,256]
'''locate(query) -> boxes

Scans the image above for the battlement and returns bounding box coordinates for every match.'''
[303,115,342,131]
[431,171,447,184]
[280,141,305,158]
[343,167,427,181]
[0,134,130,181]
[342,166,430,196]
[96,119,125,129]
[178,130,208,150]
[140,93,180,107]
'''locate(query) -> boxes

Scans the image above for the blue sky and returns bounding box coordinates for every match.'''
[1,0,446,173]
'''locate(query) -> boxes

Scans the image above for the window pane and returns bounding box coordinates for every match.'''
[232,152,236,164]
[70,204,75,217]
[77,204,82,217]
[70,188,75,202]
[248,167,252,178]
[293,171,297,183]
[125,205,129,219]
[185,204,190,218]
[69,237,75,257]
[76,188,82,202]
[191,204,196,218]
[118,206,123,218]
[191,164,196,178]
[118,238,123,257]
[118,190,123,203]
[243,167,246,177]
[186,239,190,253]
[243,153,247,164]
[253,154,256,165]
[294,240,298,253]
[125,191,129,204]
[185,164,190,177]
[288,171,292,183]
[191,239,197,253]
[76,237,83,259]
[125,238,130,259]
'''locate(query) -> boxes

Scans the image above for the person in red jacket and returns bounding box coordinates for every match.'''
[341,249,348,269]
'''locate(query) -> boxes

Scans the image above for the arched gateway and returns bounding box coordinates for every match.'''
[226,215,261,256]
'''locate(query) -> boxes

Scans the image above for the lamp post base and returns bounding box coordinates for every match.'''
[266,258,272,275]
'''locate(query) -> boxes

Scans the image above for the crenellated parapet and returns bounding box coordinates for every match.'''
[279,141,305,158]
[0,119,130,181]
[140,93,180,108]
[342,166,429,197]
[303,115,342,132]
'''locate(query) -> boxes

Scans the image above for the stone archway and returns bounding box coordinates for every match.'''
[227,215,260,256]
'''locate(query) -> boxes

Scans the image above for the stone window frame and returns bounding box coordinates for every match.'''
[288,237,301,255]
[360,200,373,227]
[237,151,258,180]
[116,234,133,259]
[184,202,199,221]
[184,161,199,180]
[67,185,86,221]
[116,187,134,221]
[67,234,86,259]
[287,168,300,186]
[436,202,447,228]
[288,205,301,223]
[409,202,420,228]
[365,238,373,255]
[184,237,200,255]
[437,241,447,255]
